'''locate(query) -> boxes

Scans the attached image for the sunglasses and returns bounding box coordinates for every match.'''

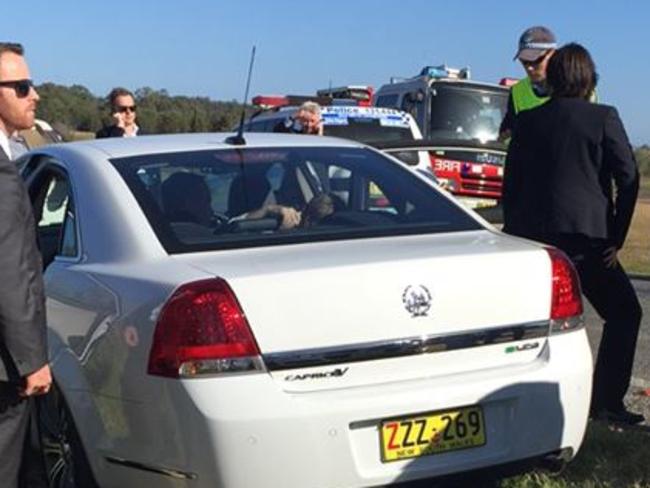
[114,105,137,113]
[521,53,549,67]
[0,79,34,98]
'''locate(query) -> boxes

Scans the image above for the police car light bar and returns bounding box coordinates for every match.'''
[251,95,288,109]
[252,94,360,109]
[316,85,374,106]
[419,65,471,80]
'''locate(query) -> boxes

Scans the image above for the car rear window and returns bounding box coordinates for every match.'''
[111,146,480,253]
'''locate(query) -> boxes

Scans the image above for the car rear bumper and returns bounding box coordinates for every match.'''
[100,329,592,488]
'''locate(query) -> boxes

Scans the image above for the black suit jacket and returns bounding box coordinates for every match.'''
[95,125,146,139]
[502,98,639,249]
[0,148,48,383]
[95,125,125,139]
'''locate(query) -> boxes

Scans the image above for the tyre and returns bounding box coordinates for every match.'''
[37,383,99,488]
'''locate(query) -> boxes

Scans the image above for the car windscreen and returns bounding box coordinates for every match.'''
[111,146,480,254]
[428,84,508,142]
[323,118,414,144]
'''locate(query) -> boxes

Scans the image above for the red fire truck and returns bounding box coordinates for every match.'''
[375,65,511,207]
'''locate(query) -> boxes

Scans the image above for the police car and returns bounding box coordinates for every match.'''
[243,100,433,177]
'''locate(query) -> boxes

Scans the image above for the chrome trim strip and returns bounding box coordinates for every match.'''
[105,456,197,480]
[263,321,549,371]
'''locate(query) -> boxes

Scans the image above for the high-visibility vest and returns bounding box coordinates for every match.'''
[512,78,598,114]
[511,77,549,114]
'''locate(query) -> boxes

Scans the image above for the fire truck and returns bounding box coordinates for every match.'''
[375,65,510,206]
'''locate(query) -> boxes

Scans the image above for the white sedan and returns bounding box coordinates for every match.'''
[24,133,592,488]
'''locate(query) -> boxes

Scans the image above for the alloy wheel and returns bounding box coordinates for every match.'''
[37,384,81,488]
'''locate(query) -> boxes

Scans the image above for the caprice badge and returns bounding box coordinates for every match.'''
[402,285,432,317]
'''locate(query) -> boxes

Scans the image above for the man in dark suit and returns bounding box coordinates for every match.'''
[95,87,141,138]
[0,42,52,487]
[503,43,642,425]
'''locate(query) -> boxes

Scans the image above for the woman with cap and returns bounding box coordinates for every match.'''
[502,43,643,425]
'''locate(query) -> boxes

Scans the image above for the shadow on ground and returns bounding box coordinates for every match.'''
[500,421,650,488]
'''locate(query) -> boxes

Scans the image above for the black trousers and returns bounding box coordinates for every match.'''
[0,382,47,488]
[548,236,643,412]
[0,382,30,488]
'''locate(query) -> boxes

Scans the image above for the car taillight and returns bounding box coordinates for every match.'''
[546,248,584,334]
[148,278,264,378]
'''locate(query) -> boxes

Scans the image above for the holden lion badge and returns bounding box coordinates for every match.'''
[402,285,432,318]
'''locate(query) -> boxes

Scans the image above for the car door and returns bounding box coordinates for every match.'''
[24,157,119,370]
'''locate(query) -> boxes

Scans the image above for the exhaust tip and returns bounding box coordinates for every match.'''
[540,447,574,474]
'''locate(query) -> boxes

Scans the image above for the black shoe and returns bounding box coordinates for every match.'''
[594,407,645,425]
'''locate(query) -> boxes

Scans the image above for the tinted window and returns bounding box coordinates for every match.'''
[111,147,480,254]
[244,119,276,132]
[375,94,399,108]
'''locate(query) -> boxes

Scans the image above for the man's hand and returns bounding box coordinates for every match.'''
[20,364,52,397]
[277,206,301,229]
[602,246,618,269]
[112,110,126,129]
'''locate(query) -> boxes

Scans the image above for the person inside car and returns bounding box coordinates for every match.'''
[162,172,301,230]
[300,193,335,228]
[162,173,214,226]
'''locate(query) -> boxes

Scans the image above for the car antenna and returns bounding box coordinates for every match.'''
[226,45,256,146]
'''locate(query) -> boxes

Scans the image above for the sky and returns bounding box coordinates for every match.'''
[7,0,650,144]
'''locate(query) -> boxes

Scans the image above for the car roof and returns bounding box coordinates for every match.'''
[376,77,509,95]
[251,105,414,122]
[37,132,365,160]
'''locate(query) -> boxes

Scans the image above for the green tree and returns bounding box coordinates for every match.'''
[635,145,650,177]
[35,82,247,137]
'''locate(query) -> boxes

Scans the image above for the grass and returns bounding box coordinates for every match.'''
[638,177,650,201]
[66,130,95,141]
[500,422,650,488]
[619,195,650,275]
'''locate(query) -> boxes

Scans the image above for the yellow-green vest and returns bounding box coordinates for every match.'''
[511,77,549,114]
[512,78,598,114]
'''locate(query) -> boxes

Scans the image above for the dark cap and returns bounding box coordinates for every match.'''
[514,26,557,61]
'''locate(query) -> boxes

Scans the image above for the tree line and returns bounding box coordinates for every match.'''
[635,145,650,177]
[35,83,246,137]
[35,82,650,177]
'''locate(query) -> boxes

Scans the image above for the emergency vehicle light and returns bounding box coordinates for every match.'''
[499,78,518,87]
[317,86,374,106]
[251,95,288,109]
[252,94,361,109]
[420,65,470,80]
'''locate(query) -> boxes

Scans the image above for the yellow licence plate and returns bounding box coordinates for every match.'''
[380,405,486,462]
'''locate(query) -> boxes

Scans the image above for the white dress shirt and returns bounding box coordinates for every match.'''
[0,130,12,159]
